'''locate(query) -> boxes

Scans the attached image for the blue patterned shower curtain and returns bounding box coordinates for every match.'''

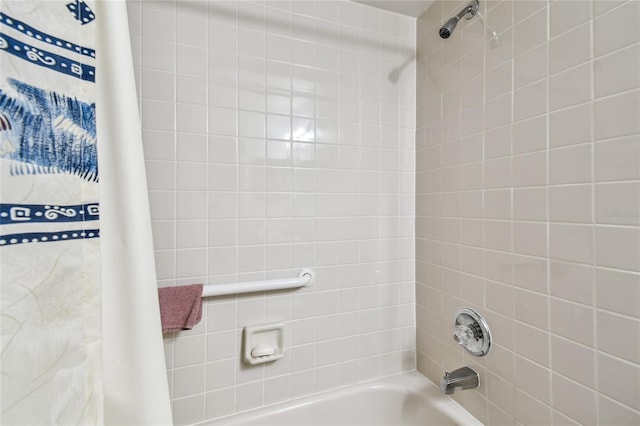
[0,1,102,423]
[0,1,171,424]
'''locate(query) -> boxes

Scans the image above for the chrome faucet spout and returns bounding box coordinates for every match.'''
[440,366,479,394]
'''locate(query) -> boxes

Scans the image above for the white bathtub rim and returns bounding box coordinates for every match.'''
[201,370,483,426]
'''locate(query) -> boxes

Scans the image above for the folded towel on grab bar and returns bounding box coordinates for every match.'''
[158,284,203,333]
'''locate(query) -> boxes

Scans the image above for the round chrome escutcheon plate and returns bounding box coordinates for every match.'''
[452,307,492,356]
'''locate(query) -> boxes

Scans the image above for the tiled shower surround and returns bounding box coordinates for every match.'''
[416,1,640,425]
[129,0,640,425]
[127,1,416,424]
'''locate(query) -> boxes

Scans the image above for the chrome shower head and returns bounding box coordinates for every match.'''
[439,0,479,39]
[439,17,460,39]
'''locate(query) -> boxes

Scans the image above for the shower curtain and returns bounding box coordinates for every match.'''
[0,1,172,424]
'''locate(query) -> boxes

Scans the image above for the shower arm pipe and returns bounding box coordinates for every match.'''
[454,1,477,21]
[202,269,315,297]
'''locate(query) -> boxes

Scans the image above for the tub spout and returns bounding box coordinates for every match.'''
[440,366,479,394]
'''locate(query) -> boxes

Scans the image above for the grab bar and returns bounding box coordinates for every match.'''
[202,269,315,297]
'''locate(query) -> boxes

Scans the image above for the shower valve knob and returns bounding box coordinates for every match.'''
[453,325,474,346]
[452,308,492,357]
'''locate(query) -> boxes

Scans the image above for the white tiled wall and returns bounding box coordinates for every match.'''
[127,1,416,424]
[416,0,640,425]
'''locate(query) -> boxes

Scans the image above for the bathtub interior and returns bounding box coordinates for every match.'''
[204,371,482,426]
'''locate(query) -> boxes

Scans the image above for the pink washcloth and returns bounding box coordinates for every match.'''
[158,284,204,333]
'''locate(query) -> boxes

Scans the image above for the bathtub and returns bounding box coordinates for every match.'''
[206,371,482,426]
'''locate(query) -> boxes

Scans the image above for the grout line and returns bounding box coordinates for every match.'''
[169,0,178,414]
[203,1,211,416]
[543,1,554,417]
[480,0,491,418]
[231,1,240,414]
[589,4,601,420]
